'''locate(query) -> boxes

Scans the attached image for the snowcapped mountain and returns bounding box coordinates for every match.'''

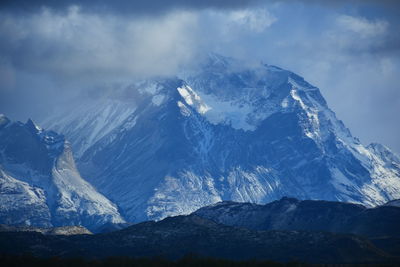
[0,114,125,231]
[43,54,400,223]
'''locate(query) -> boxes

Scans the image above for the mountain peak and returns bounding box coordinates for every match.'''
[42,56,400,223]
[25,118,41,133]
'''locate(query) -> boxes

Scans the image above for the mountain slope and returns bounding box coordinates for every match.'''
[0,115,125,231]
[43,54,400,223]
[194,197,400,238]
[0,214,394,264]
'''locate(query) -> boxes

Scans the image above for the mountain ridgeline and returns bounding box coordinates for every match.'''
[194,197,400,238]
[42,54,400,223]
[0,198,399,264]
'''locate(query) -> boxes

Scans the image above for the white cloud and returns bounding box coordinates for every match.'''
[0,7,200,83]
[228,8,277,32]
[380,57,395,75]
[336,15,388,38]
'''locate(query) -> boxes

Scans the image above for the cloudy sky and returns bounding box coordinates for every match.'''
[0,0,399,153]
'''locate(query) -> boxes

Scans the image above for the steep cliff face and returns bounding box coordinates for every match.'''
[0,115,125,231]
[43,55,400,223]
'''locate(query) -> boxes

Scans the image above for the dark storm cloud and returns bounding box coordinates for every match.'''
[1,0,399,16]
[295,0,400,6]
[0,0,263,15]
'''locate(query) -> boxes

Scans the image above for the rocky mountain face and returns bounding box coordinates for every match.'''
[43,54,400,223]
[0,115,125,232]
[194,197,400,238]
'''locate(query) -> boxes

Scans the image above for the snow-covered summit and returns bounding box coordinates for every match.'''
[42,54,400,223]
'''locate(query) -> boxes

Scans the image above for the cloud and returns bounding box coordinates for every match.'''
[227,8,277,33]
[336,15,388,38]
[0,6,200,84]
[0,62,15,91]
[0,5,205,121]
[325,15,400,57]
[0,0,263,15]
[280,0,400,10]
[1,0,400,15]
[0,6,278,88]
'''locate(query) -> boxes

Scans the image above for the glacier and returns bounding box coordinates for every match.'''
[42,54,400,223]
